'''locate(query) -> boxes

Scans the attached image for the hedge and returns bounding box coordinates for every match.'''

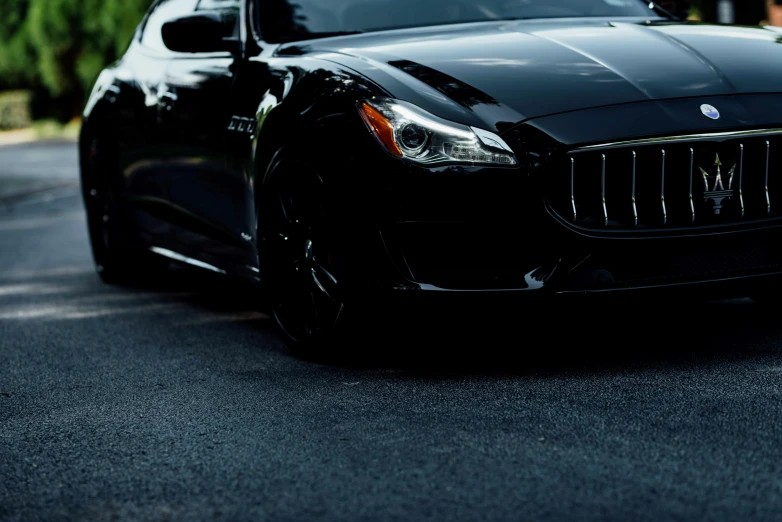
[0,90,32,130]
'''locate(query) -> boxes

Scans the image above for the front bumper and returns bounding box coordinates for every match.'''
[379,218,782,297]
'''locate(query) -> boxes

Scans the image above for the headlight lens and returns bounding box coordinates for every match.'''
[358,98,517,167]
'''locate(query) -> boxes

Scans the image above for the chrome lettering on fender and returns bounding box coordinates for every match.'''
[228,116,257,135]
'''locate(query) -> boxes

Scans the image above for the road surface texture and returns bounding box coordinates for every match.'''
[0,141,79,199]
[2,142,782,522]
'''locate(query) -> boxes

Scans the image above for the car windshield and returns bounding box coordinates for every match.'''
[258,0,656,43]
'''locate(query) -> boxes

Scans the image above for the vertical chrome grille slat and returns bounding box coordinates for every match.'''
[631,151,638,226]
[601,154,607,226]
[766,141,771,214]
[689,148,695,223]
[570,157,577,221]
[739,143,745,218]
[661,149,667,225]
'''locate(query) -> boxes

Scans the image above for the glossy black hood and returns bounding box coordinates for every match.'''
[279,19,782,132]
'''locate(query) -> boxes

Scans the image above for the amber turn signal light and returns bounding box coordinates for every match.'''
[358,102,402,157]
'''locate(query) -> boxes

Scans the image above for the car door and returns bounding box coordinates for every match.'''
[116,0,198,241]
[157,0,253,271]
[219,0,277,274]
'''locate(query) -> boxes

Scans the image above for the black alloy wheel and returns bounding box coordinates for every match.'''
[260,157,351,351]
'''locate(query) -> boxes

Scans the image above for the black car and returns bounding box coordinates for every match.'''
[81,0,782,350]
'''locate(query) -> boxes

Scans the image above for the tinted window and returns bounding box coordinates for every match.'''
[140,0,198,51]
[259,0,655,43]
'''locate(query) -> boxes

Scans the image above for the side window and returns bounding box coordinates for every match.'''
[140,0,198,52]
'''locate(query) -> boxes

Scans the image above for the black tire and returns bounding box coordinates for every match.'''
[750,290,779,307]
[258,153,369,357]
[82,134,167,284]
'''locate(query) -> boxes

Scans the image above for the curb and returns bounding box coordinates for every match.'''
[0,132,79,149]
[0,130,38,148]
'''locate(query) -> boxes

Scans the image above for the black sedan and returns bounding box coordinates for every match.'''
[81,0,782,351]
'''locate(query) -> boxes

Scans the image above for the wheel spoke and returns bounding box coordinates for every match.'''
[311,258,339,302]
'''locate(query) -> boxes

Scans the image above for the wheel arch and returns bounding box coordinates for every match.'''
[250,60,389,204]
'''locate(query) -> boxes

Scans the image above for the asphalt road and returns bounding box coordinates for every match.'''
[2,142,782,521]
[0,141,79,199]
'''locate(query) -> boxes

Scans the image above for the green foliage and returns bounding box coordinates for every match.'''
[0,0,153,118]
[0,0,36,89]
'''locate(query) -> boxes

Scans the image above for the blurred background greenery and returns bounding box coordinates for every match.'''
[0,0,154,131]
[0,0,775,133]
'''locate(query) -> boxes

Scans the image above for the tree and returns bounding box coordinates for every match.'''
[0,0,153,118]
[26,0,153,115]
[0,0,36,90]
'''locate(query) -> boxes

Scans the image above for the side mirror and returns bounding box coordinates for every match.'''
[162,11,240,54]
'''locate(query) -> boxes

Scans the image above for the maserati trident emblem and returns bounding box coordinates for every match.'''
[700,104,720,120]
[699,153,736,215]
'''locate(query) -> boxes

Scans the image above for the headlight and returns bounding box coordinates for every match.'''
[358,98,517,167]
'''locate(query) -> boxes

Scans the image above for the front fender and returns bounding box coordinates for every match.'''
[251,56,388,192]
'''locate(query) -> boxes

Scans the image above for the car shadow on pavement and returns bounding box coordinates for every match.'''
[333,295,778,379]
[107,266,782,379]
[1,260,777,379]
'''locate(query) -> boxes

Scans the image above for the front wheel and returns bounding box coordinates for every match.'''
[258,154,369,356]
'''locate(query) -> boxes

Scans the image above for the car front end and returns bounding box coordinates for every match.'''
[359,92,782,302]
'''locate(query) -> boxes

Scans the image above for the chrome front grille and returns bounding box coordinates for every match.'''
[546,130,782,231]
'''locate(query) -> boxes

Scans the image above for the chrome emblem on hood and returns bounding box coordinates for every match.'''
[701,104,721,120]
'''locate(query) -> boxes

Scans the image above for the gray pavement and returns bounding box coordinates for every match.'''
[0,141,79,199]
[2,142,782,521]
